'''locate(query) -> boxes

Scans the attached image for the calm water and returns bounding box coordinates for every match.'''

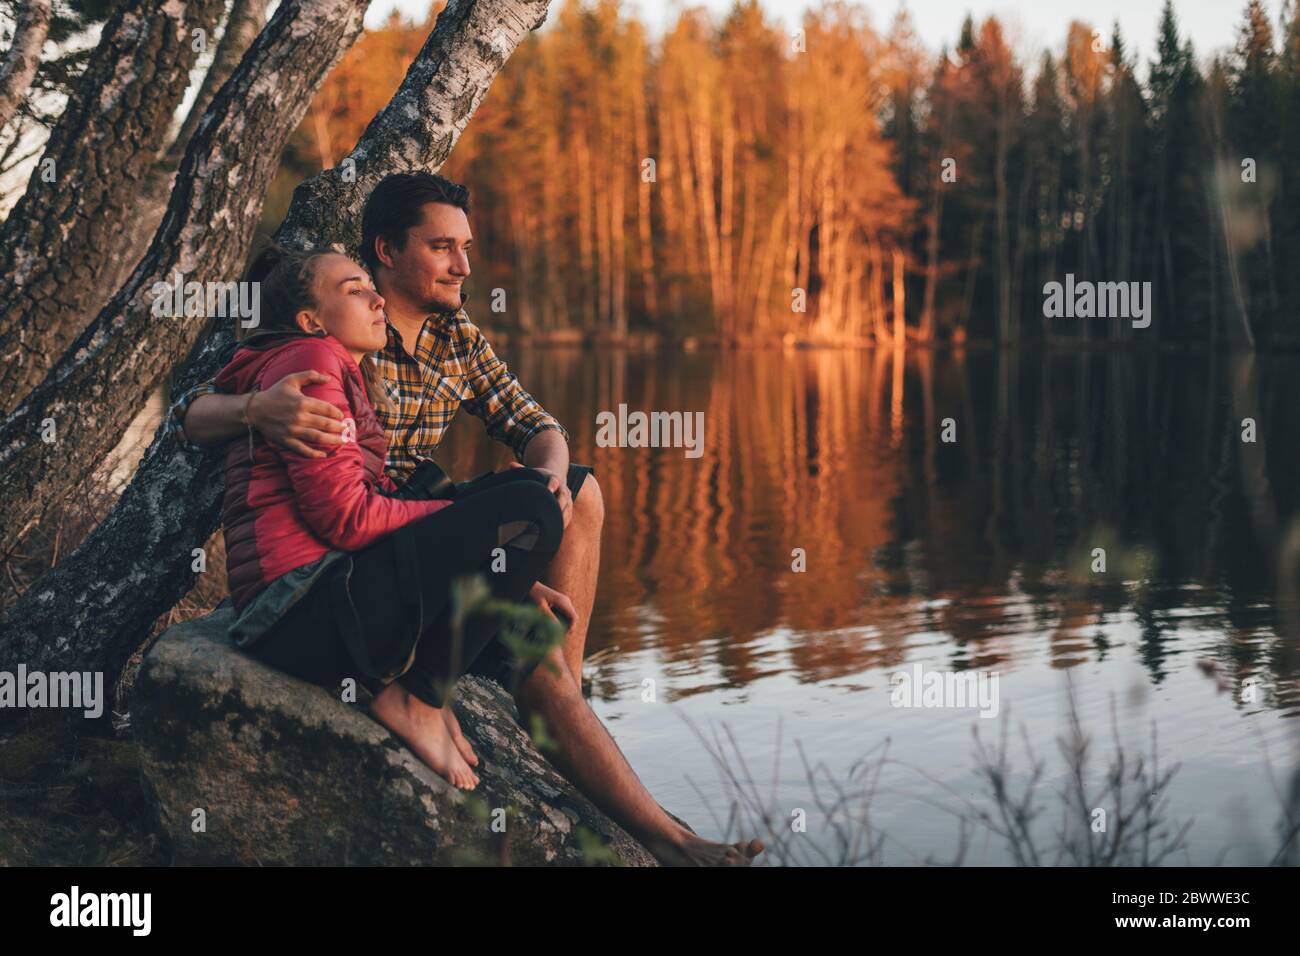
[437,346,1300,865]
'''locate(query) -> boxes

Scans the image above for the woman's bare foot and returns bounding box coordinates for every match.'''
[643,828,764,867]
[441,704,478,767]
[369,683,480,790]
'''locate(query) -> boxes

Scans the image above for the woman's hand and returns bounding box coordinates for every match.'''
[529,581,578,632]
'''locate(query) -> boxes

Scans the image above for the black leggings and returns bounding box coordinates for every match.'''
[249,467,567,708]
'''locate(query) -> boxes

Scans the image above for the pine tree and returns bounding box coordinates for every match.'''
[1275,0,1300,315]
[1100,21,1149,342]
[1227,0,1281,323]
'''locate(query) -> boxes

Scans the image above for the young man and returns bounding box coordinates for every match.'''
[169,172,762,866]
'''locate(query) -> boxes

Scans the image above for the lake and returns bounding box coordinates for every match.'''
[434,345,1300,865]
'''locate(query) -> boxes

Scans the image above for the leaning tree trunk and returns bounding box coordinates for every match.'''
[0,0,52,130]
[0,0,372,561]
[98,0,271,302]
[0,0,228,415]
[0,0,554,692]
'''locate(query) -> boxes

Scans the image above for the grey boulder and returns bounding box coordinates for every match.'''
[132,607,657,865]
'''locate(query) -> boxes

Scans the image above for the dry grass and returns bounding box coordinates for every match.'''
[681,674,1299,867]
[0,468,123,613]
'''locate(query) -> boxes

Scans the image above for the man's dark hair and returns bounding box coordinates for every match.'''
[358,172,471,274]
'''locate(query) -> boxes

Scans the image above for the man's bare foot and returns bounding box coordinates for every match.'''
[369,683,480,790]
[441,704,478,767]
[643,829,764,867]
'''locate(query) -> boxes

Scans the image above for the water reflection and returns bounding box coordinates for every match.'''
[436,345,1300,863]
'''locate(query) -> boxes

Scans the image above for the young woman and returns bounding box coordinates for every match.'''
[216,244,566,790]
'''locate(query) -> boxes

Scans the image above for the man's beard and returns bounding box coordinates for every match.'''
[431,282,466,317]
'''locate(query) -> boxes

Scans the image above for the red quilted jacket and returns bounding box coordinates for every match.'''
[216,332,451,612]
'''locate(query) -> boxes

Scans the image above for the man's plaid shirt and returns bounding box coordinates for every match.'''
[167,309,568,482]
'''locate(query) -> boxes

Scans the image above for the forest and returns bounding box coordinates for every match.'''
[258,0,1300,346]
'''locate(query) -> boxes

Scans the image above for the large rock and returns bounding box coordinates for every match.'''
[133,607,657,865]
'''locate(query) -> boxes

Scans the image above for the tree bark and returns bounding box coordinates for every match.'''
[96,0,272,304]
[0,0,372,562]
[166,0,271,164]
[0,0,228,413]
[0,0,52,130]
[0,0,555,690]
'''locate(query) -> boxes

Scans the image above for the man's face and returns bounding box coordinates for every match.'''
[375,201,472,315]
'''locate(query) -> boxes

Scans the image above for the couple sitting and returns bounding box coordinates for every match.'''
[170,172,762,866]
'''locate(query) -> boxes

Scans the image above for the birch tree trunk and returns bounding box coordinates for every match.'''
[690,87,722,329]
[611,132,627,337]
[97,0,272,305]
[632,74,657,319]
[0,0,228,413]
[0,0,51,130]
[718,90,735,338]
[575,131,595,326]
[594,131,611,329]
[656,84,682,317]
[0,0,555,690]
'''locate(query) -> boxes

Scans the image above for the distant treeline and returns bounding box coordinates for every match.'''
[272,0,1300,346]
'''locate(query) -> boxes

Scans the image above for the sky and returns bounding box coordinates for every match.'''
[367,0,1277,69]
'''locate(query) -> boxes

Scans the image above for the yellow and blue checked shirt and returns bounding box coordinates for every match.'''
[167,309,568,482]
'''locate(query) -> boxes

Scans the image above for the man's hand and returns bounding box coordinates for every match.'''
[514,465,572,530]
[533,467,573,528]
[247,370,345,458]
[517,430,572,527]
[507,461,572,528]
[529,581,578,632]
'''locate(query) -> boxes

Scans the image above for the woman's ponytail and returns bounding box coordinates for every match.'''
[244,243,326,336]
[246,242,291,287]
